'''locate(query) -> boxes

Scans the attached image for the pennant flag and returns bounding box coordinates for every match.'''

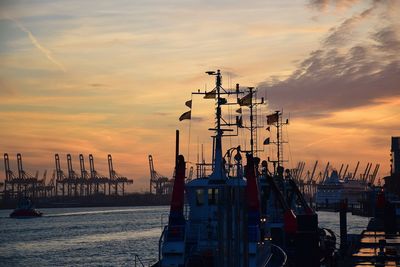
[263,138,270,145]
[236,108,242,114]
[204,89,216,99]
[218,98,227,105]
[267,113,279,125]
[238,93,252,106]
[266,126,270,131]
[185,100,192,108]
[236,116,243,128]
[179,110,191,121]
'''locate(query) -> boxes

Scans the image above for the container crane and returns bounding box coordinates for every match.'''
[66,154,79,196]
[107,154,133,195]
[55,154,67,196]
[88,154,109,195]
[149,155,171,195]
[78,154,90,196]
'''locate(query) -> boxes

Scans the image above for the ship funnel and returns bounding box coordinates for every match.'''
[245,154,261,242]
[168,154,186,226]
[246,154,260,212]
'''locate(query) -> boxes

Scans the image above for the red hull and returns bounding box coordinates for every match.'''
[10,209,42,218]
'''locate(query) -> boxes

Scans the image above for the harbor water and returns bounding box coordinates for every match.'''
[0,206,369,266]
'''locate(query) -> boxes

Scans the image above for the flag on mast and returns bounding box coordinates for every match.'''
[236,116,243,128]
[185,100,192,108]
[267,113,279,125]
[179,110,191,121]
[263,138,270,145]
[238,93,252,106]
[204,89,216,99]
[236,108,242,114]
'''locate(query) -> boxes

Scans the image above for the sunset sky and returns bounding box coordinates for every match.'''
[0,0,399,191]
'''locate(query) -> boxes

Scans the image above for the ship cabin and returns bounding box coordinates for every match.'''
[185,177,247,265]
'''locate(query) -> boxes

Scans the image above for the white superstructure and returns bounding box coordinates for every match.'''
[315,170,368,207]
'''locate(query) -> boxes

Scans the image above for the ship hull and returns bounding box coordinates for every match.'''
[10,209,42,218]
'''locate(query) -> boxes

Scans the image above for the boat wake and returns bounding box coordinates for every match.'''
[46,207,165,217]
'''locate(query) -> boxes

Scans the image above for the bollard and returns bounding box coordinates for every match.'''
[384,202,396,234]
[339,200,348,255]
[295,214,319,267]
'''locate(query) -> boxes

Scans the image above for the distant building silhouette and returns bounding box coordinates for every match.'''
[391,137,400,176]
[384,137,400,196]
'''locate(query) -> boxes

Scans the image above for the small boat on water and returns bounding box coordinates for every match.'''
[256,111,336,266]
[10,198,42,218]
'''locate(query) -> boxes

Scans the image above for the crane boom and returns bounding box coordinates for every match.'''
[338,164,344,178]
[17,153,23,179]
[364,163,372,182]
[79,154,88,179]
[352,161,360,179]
[342,164,349,179]
[321,162,330,183]
[55,154,62,180]
[309,160,318,183]
[4,153,11,181]
[108,154,115,180]
[67,154,75,179]
[89,154,96,178]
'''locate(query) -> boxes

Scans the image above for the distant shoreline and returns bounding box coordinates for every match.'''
[0,193,171,209]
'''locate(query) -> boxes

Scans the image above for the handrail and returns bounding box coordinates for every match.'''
[271,244,288,267]
[288,178,314,214]
[158,226,167,263]
[133,254,146,267]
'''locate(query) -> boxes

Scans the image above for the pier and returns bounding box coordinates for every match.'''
[337,198,400,267]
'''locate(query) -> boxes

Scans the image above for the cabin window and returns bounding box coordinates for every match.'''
[196,189,204,206]
[208,188,218,205]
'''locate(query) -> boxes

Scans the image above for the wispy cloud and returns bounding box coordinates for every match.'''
[323,6,374,46]
[308,0,361,11]
[8,16,66,72]
[373,26,400,52]
[259,1,400,117]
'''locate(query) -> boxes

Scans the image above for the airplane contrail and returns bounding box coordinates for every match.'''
[10,17,66,72]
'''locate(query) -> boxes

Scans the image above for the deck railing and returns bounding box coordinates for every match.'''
[133,254,146,267]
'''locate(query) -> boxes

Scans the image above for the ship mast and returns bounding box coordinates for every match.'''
[208,70,225,180]
[277,111,289,167]
[249,87,254,156]
[266,110,289,171]
[240,87,264,157]
[187,69,243,179]
[276,111,282,167]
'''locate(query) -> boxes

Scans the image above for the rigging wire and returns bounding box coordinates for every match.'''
[187,94,193,164]
[254,90,258,157]
[285,113,295,172]
[228,73,232,149]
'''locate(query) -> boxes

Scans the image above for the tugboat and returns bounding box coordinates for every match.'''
[256,111,336,266]
[154,70,287,267]
[9,198,42,218]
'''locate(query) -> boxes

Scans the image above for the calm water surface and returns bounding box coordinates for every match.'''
[0,206,369,266]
